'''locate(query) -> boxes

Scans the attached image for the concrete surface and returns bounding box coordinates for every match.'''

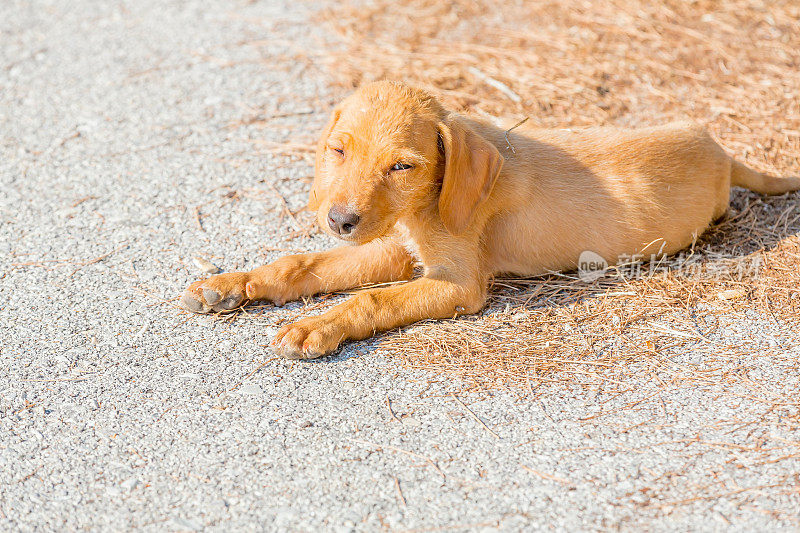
[2,1,799,531]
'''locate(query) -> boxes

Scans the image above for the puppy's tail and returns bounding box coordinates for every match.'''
[731,160,800,195]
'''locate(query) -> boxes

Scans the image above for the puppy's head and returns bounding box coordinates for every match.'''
[309,81,504,242]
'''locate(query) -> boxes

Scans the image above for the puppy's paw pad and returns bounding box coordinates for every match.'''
[202,288,221,305]
[181,291,209,314]
[212,293,244,312]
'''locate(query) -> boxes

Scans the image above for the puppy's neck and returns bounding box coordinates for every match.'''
[392,218,422,261]
[393,208,480,278]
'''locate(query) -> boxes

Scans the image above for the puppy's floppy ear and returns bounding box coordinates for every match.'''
[308,107,341,210]
[437,115,504,234]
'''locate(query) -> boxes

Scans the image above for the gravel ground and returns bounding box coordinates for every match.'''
[2,1,799,531]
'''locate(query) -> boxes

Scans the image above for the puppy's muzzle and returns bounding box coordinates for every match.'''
[327,205,360,235]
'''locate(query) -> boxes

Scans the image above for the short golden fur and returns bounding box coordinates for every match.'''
[181,81,800,359]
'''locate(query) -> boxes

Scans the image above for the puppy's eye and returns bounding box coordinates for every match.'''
[390,162,413,171]
[330,147,344,157]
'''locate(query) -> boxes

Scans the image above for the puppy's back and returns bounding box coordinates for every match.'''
[481,121,734,274]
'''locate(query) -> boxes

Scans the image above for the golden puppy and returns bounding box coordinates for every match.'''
[181,81,800,358]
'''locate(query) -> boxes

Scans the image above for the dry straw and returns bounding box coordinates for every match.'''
[316,0,800,391]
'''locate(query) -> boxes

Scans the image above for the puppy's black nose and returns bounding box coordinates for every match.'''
[327,205,360,235]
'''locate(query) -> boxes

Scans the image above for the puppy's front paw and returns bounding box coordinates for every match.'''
[273,316,346,360]
[181,273,252,314]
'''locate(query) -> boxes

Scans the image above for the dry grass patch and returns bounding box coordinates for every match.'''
[320,0,800,390]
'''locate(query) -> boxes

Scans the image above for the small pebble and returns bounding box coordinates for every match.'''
[403,417,422,427]
[193,257,220,274]
[239,383,263,395]
[172,517,203,531]
[717,289,745,301]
